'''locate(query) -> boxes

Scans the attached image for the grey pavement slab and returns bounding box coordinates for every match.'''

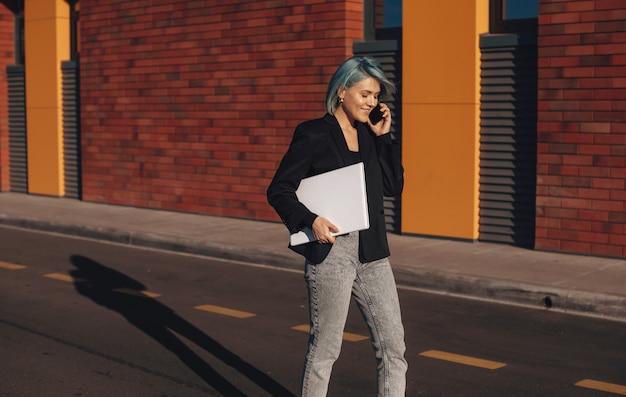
[0,192,624,322]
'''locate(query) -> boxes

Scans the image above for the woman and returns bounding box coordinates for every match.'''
[267,56,407,397]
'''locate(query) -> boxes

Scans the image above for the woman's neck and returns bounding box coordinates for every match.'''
[334,109,359,152]
[334,108,356,131]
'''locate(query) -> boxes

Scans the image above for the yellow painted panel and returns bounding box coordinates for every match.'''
[403,1,488,105]
[27,108,64,195]
[24,0,70,196]
[402,103,480,239]
[476,0,490,54]
[24,0,69,21]
[401,0,488,240]
[25,19,67,108]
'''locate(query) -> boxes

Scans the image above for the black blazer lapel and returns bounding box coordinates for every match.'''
[324,114,350,168]
[324,113,374,168]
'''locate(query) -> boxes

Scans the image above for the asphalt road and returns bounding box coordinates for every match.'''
[1,225,625,396]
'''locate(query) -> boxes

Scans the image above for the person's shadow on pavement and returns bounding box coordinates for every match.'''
[69,254,295,397]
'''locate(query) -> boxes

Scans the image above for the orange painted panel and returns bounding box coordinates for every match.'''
[24,0,70,196]
[401,0,488,239]
[402,104,480,239]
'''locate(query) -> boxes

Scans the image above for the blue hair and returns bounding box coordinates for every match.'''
[325,56,396,115]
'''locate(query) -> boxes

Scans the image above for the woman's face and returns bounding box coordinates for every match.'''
[338,77,381,124]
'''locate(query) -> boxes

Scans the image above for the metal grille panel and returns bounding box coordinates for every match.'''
[7,65,27,193]
[479,35,538,247]
[62,60,81,199]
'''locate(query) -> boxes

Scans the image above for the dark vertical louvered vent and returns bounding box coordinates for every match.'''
[479,34,538,247]
[62,60,81,199]
[354,39,402,233]
[6,64,27,193]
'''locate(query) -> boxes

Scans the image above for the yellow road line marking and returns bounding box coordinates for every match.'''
[419,349,507,370]
[291,324,369,342]
[113,288,161,298]
[0,261,26,270]
[195,304,256,319]
[575,379,626,395]
[44,273,84,283]
[341,332,369,342]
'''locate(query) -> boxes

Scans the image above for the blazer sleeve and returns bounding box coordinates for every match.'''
[375,133,404,197]
[267,123,321,234]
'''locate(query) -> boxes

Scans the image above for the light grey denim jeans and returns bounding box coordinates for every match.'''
[301,231,407,397]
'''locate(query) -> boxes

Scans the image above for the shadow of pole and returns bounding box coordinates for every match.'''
[69,255,295,397]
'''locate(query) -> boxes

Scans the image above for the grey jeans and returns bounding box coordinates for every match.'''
[301,232,408,397]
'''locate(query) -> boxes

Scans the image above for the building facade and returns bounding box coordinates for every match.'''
[1,0,625,259]
[536,0,626,256]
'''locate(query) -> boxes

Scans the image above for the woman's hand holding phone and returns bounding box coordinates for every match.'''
[368,103,392,136]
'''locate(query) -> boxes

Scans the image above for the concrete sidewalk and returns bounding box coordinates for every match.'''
[0,192,624,322]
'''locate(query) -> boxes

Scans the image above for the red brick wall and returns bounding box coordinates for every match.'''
[80,0,363,220]
[0,6,13,192]
[537,0,626,257]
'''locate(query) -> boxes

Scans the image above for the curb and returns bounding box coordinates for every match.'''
[392,267,626,323]
[0,216,302,271]
[2,216,625,323]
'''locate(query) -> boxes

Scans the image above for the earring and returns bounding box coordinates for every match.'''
[338,97,344,104]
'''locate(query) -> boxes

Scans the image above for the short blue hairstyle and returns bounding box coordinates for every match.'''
[325,56,396,115]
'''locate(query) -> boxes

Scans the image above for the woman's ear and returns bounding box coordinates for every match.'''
[337,88,346,101]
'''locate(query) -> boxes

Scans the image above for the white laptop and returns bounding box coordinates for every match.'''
[290,162,370,246]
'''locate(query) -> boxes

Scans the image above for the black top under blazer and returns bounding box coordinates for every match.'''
[267,113,404,264]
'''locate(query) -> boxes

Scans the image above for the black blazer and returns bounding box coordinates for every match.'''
[267,113,404,264]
